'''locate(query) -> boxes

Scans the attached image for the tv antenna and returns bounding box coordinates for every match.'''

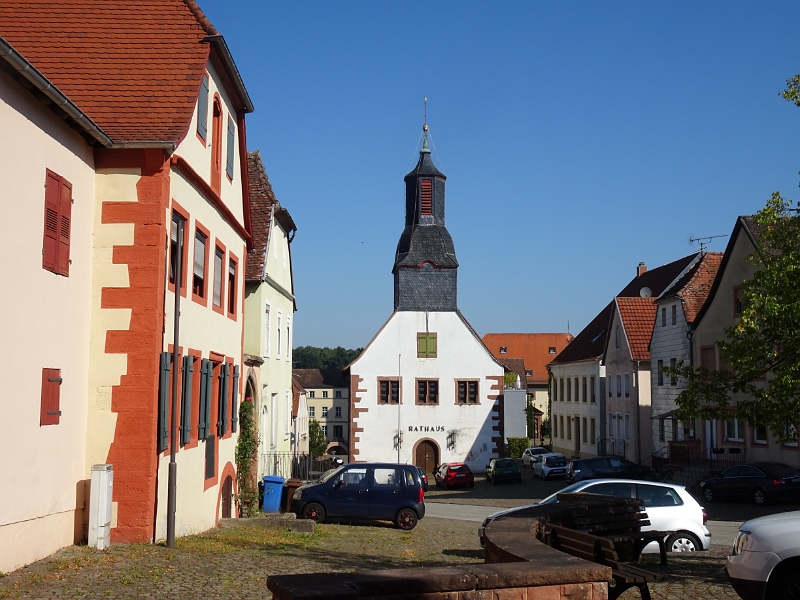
[689,234,728,253]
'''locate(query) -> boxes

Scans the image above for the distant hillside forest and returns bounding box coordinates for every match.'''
[293,346,363,370]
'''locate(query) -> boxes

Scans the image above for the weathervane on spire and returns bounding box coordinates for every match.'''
[421,97,430,153]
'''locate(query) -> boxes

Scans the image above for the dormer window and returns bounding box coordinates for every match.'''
[420,179,432,215]
[548,347,556,354]
[499,346,507,354]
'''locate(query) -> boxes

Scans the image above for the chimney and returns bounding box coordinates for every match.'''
[637,262,647,277]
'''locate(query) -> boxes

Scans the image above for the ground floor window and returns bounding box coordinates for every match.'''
[725,418,743,441]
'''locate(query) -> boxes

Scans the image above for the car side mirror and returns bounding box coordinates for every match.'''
[333,479,343,489]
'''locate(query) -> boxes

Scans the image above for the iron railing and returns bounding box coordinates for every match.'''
[259,452,342,482]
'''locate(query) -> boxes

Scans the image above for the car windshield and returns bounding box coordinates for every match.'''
[539,482,586,504]
[448,465,469,473]
[496,459,516,468]
[545,457,566,467]
[319,466,345,483]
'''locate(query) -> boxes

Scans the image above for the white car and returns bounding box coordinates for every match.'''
[521,447,550,467]
[532,453,568,479]
[479,478,711,553]
[726,510,800,600]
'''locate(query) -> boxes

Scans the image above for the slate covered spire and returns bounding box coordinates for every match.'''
[393,125,458,311]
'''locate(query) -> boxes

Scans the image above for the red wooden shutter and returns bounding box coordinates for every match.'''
[40,368,62,426]
[420,179,432,215]
[42,171,60,272]
[57,178,72,276]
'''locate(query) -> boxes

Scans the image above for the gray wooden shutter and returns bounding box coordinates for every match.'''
[197,73,209,140]
[218,363,229,435]
[225,116,235,180]
[231,365,240,433]
[198,359,210,439]
[180,355,194,445]
[158,351,171,453]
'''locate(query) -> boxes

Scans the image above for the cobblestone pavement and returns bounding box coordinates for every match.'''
[3,464,792,600]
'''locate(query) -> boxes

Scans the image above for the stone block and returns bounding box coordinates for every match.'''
[526,586,560,600]
[560,583,592,600]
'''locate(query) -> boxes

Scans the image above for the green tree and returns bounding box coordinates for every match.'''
[293,346,364,370]
[672,192,800,442]
[308,418,327,457]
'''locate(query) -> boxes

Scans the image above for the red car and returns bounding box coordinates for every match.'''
[434,463,474,489]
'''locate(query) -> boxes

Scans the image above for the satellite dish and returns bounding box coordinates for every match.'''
[640,287,652,298]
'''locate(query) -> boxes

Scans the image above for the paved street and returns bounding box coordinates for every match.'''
[1,469,797,599]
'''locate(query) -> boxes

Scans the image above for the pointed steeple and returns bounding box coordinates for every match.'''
[393,123,458,312]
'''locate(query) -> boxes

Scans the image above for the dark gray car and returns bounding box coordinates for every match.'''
[566,456,655,482]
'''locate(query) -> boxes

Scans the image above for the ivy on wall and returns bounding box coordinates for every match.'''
[235,395,259,517]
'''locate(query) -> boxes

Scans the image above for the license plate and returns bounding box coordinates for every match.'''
[456,473,465,477]
[551,469,564,474]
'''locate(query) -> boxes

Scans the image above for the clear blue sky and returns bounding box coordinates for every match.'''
[200,1,800,349]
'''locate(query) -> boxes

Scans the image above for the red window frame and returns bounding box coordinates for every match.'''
[168,201,190,298]
[227,251,239,321]
[210,94,223,194]
[191,221,210,307]
[212,240,227,316]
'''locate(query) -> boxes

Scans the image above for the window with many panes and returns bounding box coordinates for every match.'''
[417,380,438,404]
[456,380,478,404]
[335,390,342,398]
[333,425,343,439]
[754,423,767,444]
[322,391,328,399]
[335,406,342,418]
[308,391,314,398]
[725,418,743,441]
[322,406,328,417]
[308,406,315,417]
[379,379,400,404]
[321,425,327,437]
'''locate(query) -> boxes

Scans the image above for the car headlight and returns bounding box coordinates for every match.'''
[732,530,751,555]
[292,489,303,500]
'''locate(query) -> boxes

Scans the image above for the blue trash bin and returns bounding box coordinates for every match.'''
[262,476,285,513]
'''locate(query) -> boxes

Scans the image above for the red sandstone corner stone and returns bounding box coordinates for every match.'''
[490,587,528,599]
[560,583,593,600]
[526,585,560,600]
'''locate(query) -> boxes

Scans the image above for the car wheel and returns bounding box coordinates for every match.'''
[395,508,418,530]
[702,486,714,502]
[667,532,701,553]
[302,502,325,523]
[768,572,800,599]
[753,487,767,506]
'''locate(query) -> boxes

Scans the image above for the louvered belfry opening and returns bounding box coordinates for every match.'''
[393,134,459,311]
[420,179,432,215]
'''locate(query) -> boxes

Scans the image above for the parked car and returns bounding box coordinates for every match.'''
[700,463,800,506]
[566,456,655,483]
[479,479,711,553]
[486,458,522,484]
[416,466,429,492]
[291,463,425,530]
[521,447,550,468]
[727,510,800,600]
[434,462,474,489]
[532,453,568,479]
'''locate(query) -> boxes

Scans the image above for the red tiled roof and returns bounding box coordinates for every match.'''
[551,254,697,365]
[482,333,573,385]
[616,297,657,361]
[659,252,723,324]
[0,0,215,142]
[293,369,348,389]
[246,151,276,281]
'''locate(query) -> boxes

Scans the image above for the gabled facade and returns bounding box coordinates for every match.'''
[348,130,505,474]
[293,369,350,455]
[690,217,799,466]
[1,0,255,571]
[649,251,722,456]
[242,151,298,478]
[602,297,657,463]
[548,256,698,460]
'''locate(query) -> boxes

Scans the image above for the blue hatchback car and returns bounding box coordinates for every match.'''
[291,463,426,530]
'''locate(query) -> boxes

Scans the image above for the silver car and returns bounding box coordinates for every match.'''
[521,447,550,468]
[727,510,800,600]
[479,478,711,553]
[532,453,568,479]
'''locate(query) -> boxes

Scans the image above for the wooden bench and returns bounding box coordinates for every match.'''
[557,493,672,564]
[545,524,664,600]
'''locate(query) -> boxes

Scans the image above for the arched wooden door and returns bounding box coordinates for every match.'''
[414,440,439,474]
[221,475,233,518]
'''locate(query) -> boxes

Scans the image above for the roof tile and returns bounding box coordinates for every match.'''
[616,297,657,361]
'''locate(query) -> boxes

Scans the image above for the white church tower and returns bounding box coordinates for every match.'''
[347,124,505,474]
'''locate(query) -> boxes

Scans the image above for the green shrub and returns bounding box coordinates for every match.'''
[506,437,530,458]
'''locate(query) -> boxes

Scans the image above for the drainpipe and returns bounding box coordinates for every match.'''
[635,361,642,464]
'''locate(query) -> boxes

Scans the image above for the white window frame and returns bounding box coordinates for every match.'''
[725,418,743,442]
[277,311,282,359]
[308,406,315,417]
[286,316,291,359]
[264,302,271,358]
[285,390,291,437]
[322,406,328,417]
